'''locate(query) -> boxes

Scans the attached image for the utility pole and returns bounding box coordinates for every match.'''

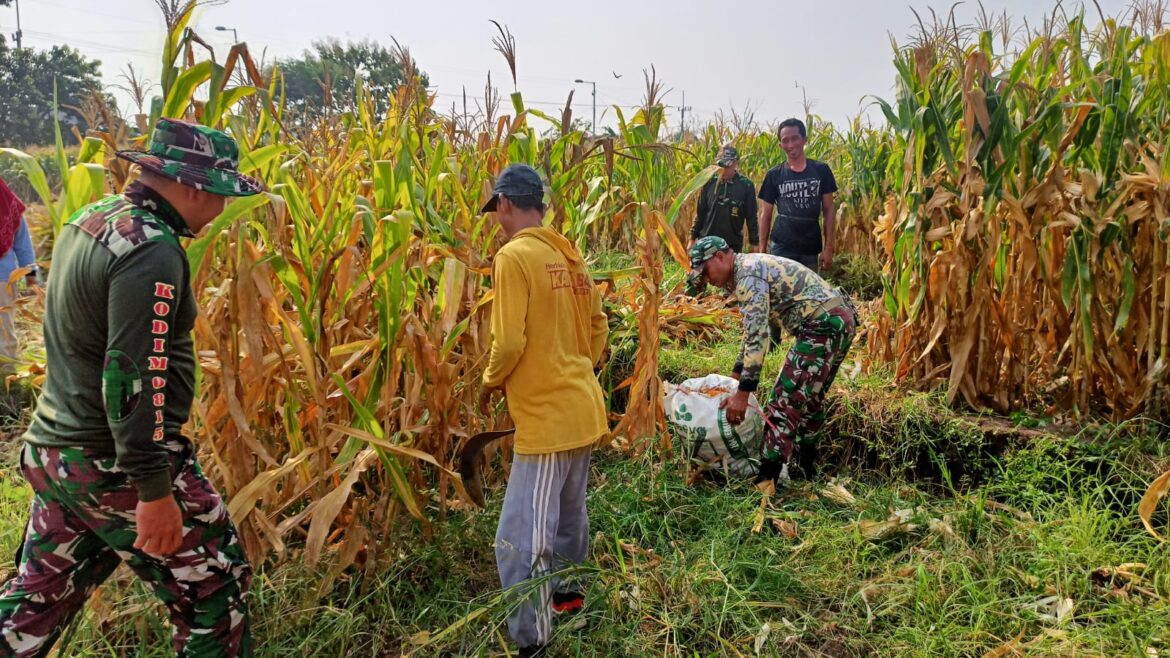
[574,79,596,135]
[13,0,23,49]
[677,90,692,140]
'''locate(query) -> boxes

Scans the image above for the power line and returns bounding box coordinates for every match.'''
[431,91,624,110]
[24,27,164,35]
[33,0,159,27]
[20,29,158,57]
[596,91,646,110]
[432,90,643,111]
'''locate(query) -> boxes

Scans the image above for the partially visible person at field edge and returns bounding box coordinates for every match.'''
[480,164,610,658]
[688,145,758,254]
[757,118,839,272]
[0,178,39,375]
[685,236,856,483]
[0,119,263,658]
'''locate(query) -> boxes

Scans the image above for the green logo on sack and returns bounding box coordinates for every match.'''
[715,408,762,460]
[674,403,693,422]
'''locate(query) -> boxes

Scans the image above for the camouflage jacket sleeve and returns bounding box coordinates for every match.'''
[733,274,771,392]
[105,240,187,502]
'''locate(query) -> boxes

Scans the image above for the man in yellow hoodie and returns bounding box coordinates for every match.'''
[480,164,609,657]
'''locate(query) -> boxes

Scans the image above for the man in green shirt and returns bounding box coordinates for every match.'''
[0,119,264,658]
[689,145,758,253]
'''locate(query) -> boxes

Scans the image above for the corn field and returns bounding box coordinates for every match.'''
[1,8,725,568]
[864,5,1170,419]
[1,2,1167,569]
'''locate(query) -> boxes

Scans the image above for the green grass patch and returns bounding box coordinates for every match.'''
[15,434,1166,657]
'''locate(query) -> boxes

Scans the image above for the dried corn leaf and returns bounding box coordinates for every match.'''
[821,483,856,506]
[859,517,919,541]
[304,449,378,567]
[754,622,772,655]
[1139,468,1170,541]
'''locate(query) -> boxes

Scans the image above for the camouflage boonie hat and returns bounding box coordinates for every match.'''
[685,235,731,295]
[715,144,739,166]
[116,119,264,197]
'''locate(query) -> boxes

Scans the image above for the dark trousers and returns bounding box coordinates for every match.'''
[0,440,252,658]
[766,242,820,349]
[767,241,819,273]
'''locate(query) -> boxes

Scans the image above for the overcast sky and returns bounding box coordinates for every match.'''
[3,0,1138,131]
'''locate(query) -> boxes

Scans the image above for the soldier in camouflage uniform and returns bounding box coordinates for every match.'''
[686,236,856,483]
[688,145,759,253]
[0,119,264,658]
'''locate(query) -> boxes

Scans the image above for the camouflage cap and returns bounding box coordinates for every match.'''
[116,119,264,197]
[715,144,739,166]
[689,235,730,269]
[685,235,730,295]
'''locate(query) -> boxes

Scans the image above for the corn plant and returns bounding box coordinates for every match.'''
[864,5,1170,419]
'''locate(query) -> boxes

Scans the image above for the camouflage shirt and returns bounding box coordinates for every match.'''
[24,182,198,502]
[730,253,838,392]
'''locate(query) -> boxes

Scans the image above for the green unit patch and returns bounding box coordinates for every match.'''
[102,350,142,422]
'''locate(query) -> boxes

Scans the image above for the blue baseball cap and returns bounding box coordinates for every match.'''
[481,164,546,212]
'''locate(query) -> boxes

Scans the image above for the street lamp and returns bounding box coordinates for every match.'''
[215,25,239,43]
[574,79,596,135]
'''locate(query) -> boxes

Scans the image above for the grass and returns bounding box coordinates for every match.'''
[0,252,1167,656]
[7,431,1164,657]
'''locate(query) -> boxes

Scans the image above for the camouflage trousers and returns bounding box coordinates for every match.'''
[0,439,252,657]
[762,304,856,462]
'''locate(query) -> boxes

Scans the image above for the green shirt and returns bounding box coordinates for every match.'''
[691,172,758,252]
[24,182,197,502]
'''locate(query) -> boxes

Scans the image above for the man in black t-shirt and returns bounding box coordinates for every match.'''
[757,118,838,272]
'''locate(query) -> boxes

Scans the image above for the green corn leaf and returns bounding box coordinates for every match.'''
[1060,241,1078,309]
[162,60,215,119]
[926,105,957,177]
[212,86,258,126]
[1077,240,1094,357]
[77,137,107,165]
[664,165,719,226]
[188,193,273,277]
[239,144,289,175]
[0,149,57,226]
[160,4,196,97]
[201,62,227,126]
[62,163,106,232]
[52,82,69,185]
[1113,262,1136,334]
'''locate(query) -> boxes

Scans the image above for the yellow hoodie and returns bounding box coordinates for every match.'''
[483,226,609,454]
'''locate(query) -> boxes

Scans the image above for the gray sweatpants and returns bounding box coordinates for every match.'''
[495,445,591,648]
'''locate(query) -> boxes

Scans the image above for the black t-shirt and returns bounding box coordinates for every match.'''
[758,160,838,255]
